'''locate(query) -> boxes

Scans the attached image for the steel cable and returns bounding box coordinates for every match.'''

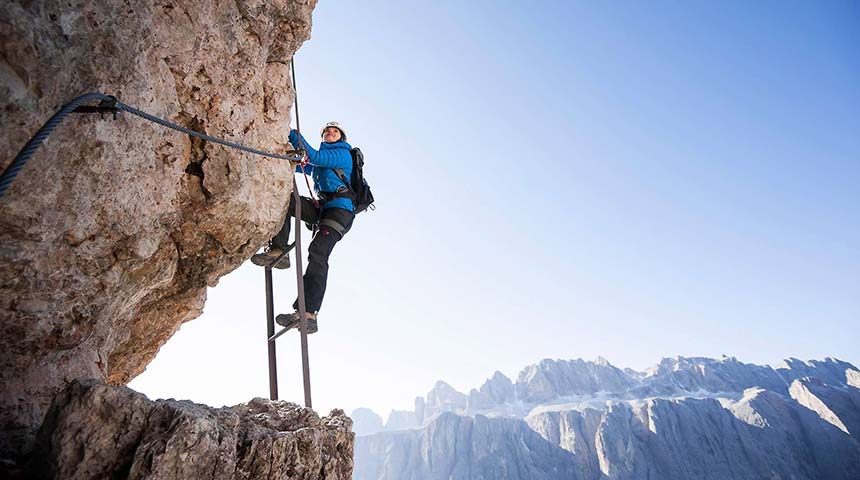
[1,92,304,198]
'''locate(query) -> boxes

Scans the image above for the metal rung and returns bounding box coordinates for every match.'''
[263,241,296,270]
[268,325,293,343]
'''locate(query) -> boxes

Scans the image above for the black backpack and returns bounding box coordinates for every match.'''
[332,147,375,214]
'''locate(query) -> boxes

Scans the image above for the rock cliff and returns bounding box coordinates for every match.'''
[355,412,579,480]
[1,1,354,477]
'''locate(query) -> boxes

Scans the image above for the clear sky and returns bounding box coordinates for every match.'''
[130,1,860,420]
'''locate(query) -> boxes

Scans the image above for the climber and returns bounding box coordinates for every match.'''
[251,121,355,334]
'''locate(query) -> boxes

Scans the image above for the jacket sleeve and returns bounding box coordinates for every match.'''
[289,130,351,170]
[306,147,351,169]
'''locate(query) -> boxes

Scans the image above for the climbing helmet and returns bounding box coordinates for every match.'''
[320,121,347,142]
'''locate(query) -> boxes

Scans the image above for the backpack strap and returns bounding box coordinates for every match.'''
[333,168,355,195]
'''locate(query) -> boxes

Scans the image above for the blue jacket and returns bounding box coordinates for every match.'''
[289,130,354,212]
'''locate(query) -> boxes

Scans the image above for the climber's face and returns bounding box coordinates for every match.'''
[323,127,342,142]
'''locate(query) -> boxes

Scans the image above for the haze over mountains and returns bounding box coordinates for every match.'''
[353,356,860,480]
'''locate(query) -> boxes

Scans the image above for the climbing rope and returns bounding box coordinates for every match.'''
[0,92,305,197]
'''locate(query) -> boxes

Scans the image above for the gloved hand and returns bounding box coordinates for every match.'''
[288,129,302,149]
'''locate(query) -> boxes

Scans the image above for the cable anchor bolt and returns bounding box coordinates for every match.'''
[72,95,120,119]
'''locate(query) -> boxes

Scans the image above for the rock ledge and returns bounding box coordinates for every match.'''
[17,380,353,480]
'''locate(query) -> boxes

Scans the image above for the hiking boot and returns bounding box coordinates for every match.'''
[251,247,290,269]
[275,311,318,334]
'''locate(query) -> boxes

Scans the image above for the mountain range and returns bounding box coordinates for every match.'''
[353,356,860,480]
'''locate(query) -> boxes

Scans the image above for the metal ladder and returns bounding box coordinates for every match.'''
[263,179,314,408]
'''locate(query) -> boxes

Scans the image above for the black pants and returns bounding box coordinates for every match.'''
[272,196,354,313]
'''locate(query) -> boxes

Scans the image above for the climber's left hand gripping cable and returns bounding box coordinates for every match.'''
[0,92,305,198]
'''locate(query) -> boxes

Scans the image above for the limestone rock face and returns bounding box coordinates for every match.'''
[0,0,318,463]
[515,358,637,404]
[848,369,860,389]
[636,355,788,396]
[354,357,860,480]
[354,412,579,480]
[777,357,859,386]
[350,408,384,437]
[423,381,468,419]
[467,371,515,412]
[789,377,860,437]
[20,380,353,480]
[384,409,420,432]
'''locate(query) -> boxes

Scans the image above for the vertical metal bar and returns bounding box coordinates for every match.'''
[293,179,313,408]
[265,267,278,400]
[291,57,312,409]
[292,59,301,134]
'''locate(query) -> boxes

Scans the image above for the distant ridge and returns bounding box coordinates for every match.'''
[353,356,860,480]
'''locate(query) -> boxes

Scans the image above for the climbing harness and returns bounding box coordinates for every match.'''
[0,93,305,198]
[319,217,348,237]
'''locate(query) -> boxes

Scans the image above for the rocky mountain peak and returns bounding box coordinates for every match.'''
[350,408,384,437]
[515,357,637,403]
[425,380,468,416]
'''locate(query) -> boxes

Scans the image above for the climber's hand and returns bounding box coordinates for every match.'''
[288,129,301,148]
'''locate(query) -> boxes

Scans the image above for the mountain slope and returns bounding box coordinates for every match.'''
[355,356,860,480]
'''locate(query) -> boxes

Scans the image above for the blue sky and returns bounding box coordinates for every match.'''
[131,1,859,419]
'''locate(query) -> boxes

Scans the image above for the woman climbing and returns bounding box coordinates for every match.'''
[251,122,355,334]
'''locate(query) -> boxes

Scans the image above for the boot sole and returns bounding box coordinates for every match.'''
[275,315,318,334]
[251,255,291,269]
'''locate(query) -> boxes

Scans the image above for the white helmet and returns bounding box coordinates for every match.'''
[320,121,347,141]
